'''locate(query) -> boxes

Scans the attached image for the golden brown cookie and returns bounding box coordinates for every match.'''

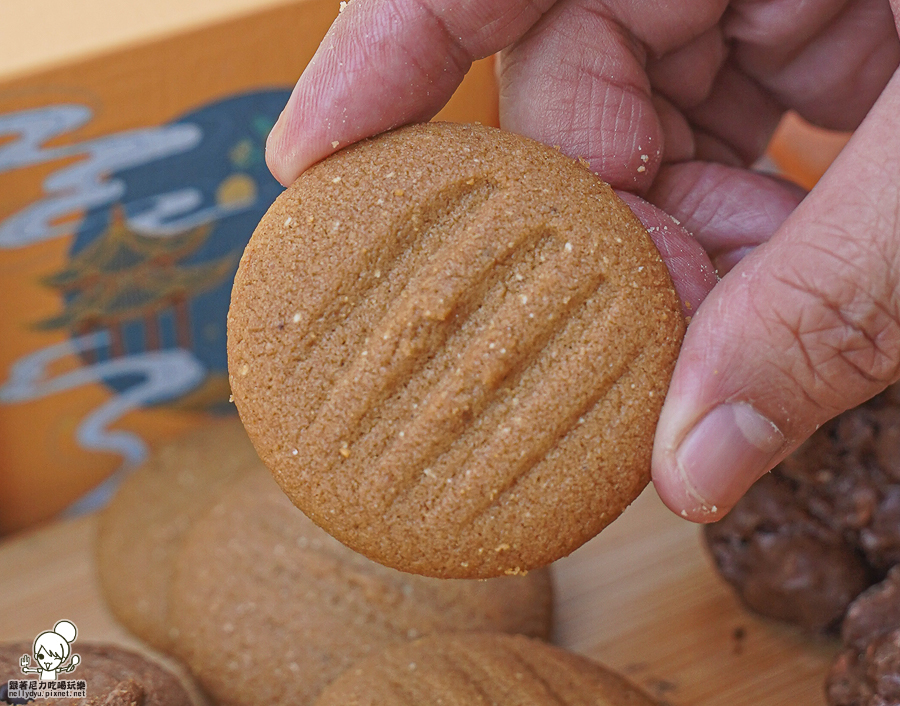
[228,122,684,578]
[0,642,201,706]
[313,633,660,706]
[168,469,553,706]
[95,419,258,651]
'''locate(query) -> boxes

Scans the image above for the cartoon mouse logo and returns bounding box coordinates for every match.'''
[18,620,80,681]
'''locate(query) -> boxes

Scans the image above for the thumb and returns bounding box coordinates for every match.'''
[653,67,900,522]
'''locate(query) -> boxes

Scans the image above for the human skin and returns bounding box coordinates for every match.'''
[265,0,900,522]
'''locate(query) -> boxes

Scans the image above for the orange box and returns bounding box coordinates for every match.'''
[767,111,852,191]
[0,0,498,533]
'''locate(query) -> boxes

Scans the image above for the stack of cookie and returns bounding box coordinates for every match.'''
[96,420,558,705]
[97,419,666,704]
[704,382,900,705]
[98,122,684,706]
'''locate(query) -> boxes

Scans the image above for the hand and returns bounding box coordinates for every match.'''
[19,654,28,670]
[266,0,900,521]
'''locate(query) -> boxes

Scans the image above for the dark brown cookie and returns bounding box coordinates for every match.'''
[95,419,258,650]
[828,630,900,706]
[0,642,197,706]
[704,383,900,633]
[826,566,900,705]
[312,633,660,706]
[227,121,684,578]
[168,470,554,706]
[842,565,900,652]
[703,472,870,633]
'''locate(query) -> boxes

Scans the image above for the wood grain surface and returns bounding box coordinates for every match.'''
[0,486,837,705]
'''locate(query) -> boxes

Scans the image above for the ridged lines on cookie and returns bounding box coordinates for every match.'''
[346,223,569,460]
[375,278,631,530]
[291,193,595,486]
[432,310,651,532]
[409,642,498,704]
[413,639,576,704]
[359,230,608,513]
[492,642,574,704]
[498,638,609,703]
[239,176,499,443]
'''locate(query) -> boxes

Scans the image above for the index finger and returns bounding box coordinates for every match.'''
[266,0,555,185]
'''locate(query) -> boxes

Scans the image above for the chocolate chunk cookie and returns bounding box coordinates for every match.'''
[703,472,871,633]
[828,567,900,705]
[704,383,900,632]
[228,121,684,578]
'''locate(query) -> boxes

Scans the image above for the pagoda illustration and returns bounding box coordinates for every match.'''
[35,205,239,367]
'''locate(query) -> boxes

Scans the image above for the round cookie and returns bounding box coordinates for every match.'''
[827,567,900,706]
[227,121,685,578]
[703,471,870,633]
[0,642,199,706]
[168,469,554,706]
[828,630,900,706]
[313,633,660,706]
[96,419,259,650]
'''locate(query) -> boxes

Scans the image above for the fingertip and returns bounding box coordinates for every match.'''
[651,473,730,524]
[653,396,784,524]
[265,95,348,187]
[615,192,718,318]
[265,112,296,187]
[651,396,726,524]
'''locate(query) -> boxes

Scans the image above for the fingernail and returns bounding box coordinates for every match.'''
[674,403,784,519]
[265,113,292,187]
[268,112,284,149]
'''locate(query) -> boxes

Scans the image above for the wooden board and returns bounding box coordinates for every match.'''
[0,486,838,705]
